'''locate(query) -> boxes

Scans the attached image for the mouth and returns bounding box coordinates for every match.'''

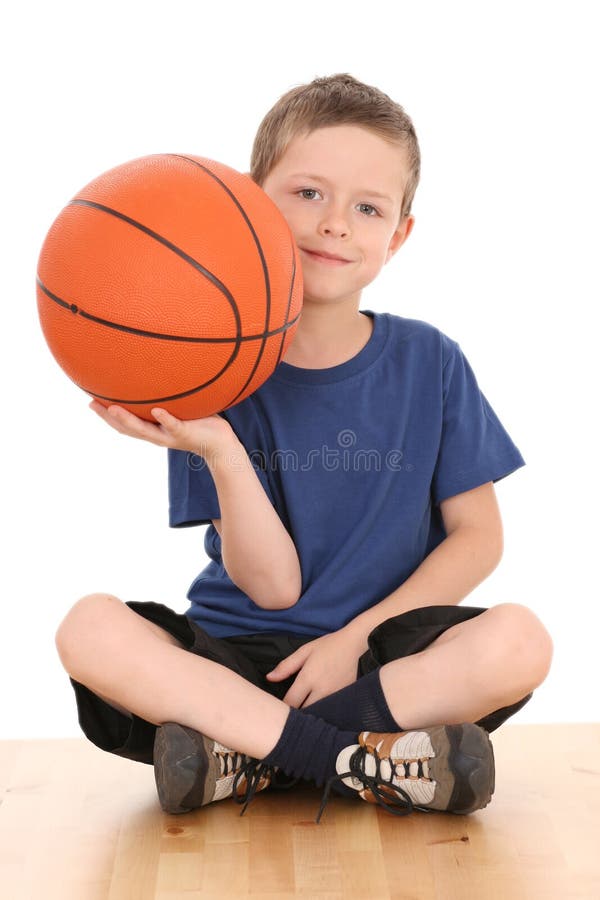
[300,248,352,265]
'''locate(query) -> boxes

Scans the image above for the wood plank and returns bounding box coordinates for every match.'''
[0,724,598,898]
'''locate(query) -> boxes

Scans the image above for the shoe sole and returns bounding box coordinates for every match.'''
[153,722,219,814]
[443,723,495,814]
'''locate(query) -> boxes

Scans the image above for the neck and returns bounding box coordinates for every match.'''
[283,301,372,367]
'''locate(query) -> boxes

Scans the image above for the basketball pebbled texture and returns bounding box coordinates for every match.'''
[36,153,303,420]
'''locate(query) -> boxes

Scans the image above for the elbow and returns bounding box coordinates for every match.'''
[266,597,296,611]
[277,588,301,610]
[226,571,300,611]
[467,522,504,571]
[485,531,504,572]
[451,524,504,574]
[249,590,299,611]
[271,572,302,610]
[263,572,302,611]
[490,524,504,567]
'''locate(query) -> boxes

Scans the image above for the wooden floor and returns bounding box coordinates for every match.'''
[1,723,598,899]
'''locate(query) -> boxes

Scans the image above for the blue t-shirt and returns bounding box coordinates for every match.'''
[167,310,526,638]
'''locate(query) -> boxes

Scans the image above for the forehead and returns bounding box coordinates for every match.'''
[275,124,407,198]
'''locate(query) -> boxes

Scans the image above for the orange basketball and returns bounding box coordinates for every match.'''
[36,154,303,420]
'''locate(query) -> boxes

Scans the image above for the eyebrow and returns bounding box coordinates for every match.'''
[289,173,394,204]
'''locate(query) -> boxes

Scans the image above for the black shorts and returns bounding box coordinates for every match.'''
[69,602,532,766]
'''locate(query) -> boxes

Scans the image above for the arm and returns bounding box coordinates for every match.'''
[88,400,302,611]
[343,482,503,652]
[267,483,506,707]
[205,440,302,610]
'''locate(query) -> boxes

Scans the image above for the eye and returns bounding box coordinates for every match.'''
[296,189,381,217]
[298,188,321,200]
[358,203,380,217]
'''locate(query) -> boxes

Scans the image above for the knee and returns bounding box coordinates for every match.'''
[55,592,122,667]
[491,602,554,688]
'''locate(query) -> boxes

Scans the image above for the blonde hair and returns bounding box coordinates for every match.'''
[250,73,421,222]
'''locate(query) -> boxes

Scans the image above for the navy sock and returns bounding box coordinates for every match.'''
[302,668,402,733]
[262,706,357,796]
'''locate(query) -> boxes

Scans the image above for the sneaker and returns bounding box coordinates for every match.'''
[153,722,274,815]
[315,723,495,824]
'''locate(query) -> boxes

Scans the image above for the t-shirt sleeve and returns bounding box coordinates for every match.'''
[167,442,275,527]
[431,339,526,506]
[167,447,221,527]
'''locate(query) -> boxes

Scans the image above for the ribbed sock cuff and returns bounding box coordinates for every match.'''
[262,706,357,788]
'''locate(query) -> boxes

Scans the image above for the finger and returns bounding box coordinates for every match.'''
[89,401,165,443]
[151,407,177,427]
[89,400,126,420]
[267,646,309,680]
[152,408,192,446]
[89,400,116,419]
[283,682,310,709]
[89,400,124,425]
[300,691,322,708]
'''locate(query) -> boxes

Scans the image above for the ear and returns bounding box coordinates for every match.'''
[386,214,415,263]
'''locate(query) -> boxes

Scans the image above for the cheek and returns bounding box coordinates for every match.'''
[272,200,305,235]
[364,235,390,266]
[375,229,398,263]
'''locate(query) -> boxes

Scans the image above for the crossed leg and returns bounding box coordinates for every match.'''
[56,596,553,759]
[73,601,186,719]
[378,602,553,731]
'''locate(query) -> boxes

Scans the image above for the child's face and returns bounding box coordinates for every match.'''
[260,124,414,309]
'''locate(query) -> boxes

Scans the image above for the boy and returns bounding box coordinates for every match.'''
[56,73,553,825]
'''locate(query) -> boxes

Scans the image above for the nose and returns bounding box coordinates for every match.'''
[317,205,350,239]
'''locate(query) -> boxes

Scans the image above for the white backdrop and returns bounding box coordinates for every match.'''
[3,0,598,739]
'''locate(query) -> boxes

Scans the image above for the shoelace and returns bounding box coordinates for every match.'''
[231,757,278,816]
[315,744,437,824]
[219,749,246,777]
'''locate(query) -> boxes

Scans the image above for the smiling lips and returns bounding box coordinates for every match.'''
[301,247,352,264]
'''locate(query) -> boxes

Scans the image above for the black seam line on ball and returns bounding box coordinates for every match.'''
[168,154,273,407]
[36,277,271,404]
[36,276,299,343]
[275,226,298,370]
[81,370,245,406]
[68,197,243,342]
[169,154,272,317]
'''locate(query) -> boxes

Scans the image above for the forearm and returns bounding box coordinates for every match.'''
[343,526,502,652]
[206,440,302,610]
